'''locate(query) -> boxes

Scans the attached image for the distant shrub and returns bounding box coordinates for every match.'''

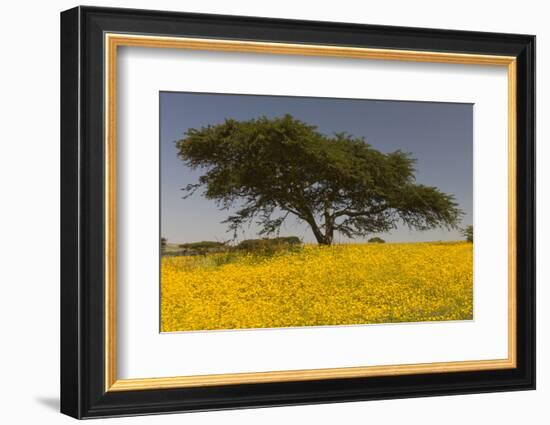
[277,236,301,245]
[237,237,302,255]
[178,241,225,250]
[368,237,385,243]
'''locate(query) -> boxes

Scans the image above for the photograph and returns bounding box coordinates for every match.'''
[160,92,474,332]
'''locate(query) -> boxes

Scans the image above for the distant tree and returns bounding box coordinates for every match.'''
[161,237,167,253]
[461,225,473,243]
[368,237,385,243]
[176,114,463,245]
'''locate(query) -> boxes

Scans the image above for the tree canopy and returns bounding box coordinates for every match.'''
[176,114,462,245]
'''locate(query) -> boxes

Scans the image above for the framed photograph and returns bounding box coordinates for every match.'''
[60,6,535,419]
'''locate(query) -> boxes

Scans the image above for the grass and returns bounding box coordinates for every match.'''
[161,241,473,332]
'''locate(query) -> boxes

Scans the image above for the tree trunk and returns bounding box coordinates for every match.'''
[320,208,334,245]
[311,224,334,245]
[324,225,334,245]
[305,213,334,245]
[307,219,329,245]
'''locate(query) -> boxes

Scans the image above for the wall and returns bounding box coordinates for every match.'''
[0,1,545,423]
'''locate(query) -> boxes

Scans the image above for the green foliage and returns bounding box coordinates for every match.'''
[368,237,385,243]
[178,241,225,250]
[237,237,302,256]
[177,114,463,245]
[238,236,300,250]
[461,225,473,243]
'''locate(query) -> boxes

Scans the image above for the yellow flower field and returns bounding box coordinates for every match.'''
[161,242,473,332]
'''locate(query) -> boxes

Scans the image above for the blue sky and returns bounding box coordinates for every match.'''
[160,92,472,244]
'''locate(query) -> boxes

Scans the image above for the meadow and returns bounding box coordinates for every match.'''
[161,242,473,332]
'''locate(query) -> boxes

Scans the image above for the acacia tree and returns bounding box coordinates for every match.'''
[176,114,462,245]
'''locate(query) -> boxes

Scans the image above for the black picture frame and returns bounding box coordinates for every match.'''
[61,5,535,419]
